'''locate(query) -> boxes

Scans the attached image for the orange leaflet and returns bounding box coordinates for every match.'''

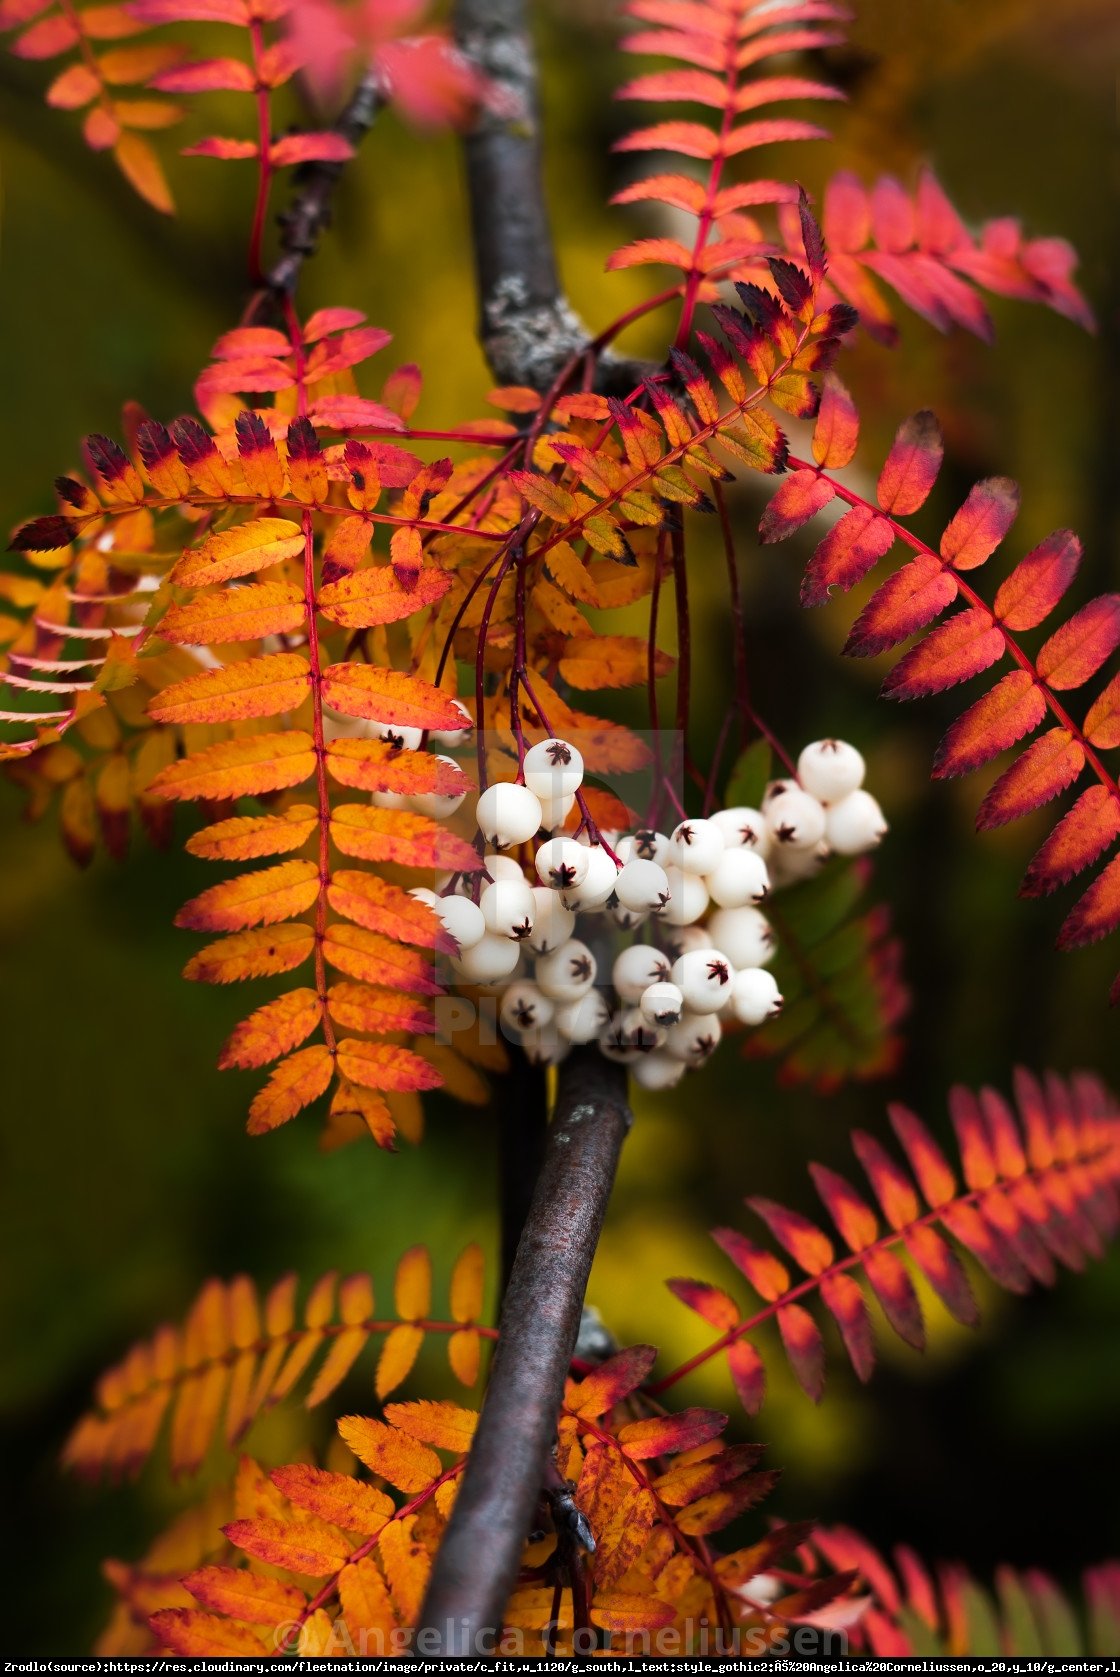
[375,1325,425,1399]
[558,635,672,690]
[330,1080,397,1148]
[176,859,320,932]
[170,517,305,587]
[150,732,317,801]
[993,530,1081,630]
[224,1514,352,1575]
[1036,596,1120,691]
[218,989,322,1069]
[449,1243,484,1324]
[329,805,480,872]
[759,468,836,544]
[393,1246,432,1321]
[1084,673,1120,750]
[324,738,466,796]
[384,1399,477,1454]
[184,923,316,983]
[327,872,447,949]
[158,581,305,644]
[148,652,311,724]
[800,503,894,607]
[321,664,467,731]
[326,982,435,1037]
[322,923,441,994]
[183,1565,306,1625]
[881,608,1004,701]
[317,565,452,629]
[939,477,1020,572]
[812,373,859,468]
[931,670,1046,780]
[336,1415,441,1493]
[844,556,959,658]
[269,1464,394,1532]
[149,1610,268,1657]
[335,1039,443,1094]
[247,1044,334,1135]
[876,411,943,516]
[186,805,319,861]
[1058,853,1120,951]
[976,728,1085,831]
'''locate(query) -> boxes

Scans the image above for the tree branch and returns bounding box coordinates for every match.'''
[260,68,387,302]
[417,1048,632,1653]
[497,1045,549,1290]
[452,0,653,393]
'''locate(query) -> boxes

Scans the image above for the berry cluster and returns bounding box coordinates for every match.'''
[414,736,887,1089]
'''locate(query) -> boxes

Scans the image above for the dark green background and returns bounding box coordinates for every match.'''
[1,0,1118,1652]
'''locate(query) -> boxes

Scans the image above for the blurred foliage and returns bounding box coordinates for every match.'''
[1,0,1118,1654]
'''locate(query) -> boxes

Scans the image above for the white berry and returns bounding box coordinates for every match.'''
[765,787,827,850]
[479,876,535,942]
[559,842,618,911]
[661,923,712,963]
[825,789,888,854]
[662,867,709,926]
[371,788,410,810]
[429,698,474,748]
[640,981,684,1028]
[500,981,554,1039]
[523,737,584,802]
[669,817,725,875]
[483,853,525,883]
[671,948,735,1014]
[452,934,521,983]
[611,902,648,932]
[371,719,424,751]
[665,1012,722,1063]
[706,846,770,908]
[535,939,597,1002]
[631,1050,687,1090]
[520,1021,569,1066]
[536,789,576,832]
[798,739,865,804]
[731,966,783,1026]
[617,828,670,867]
[618,1007,665,1052]
[527,887,575,954]
[707,906,775,969]
[554,990,610,1043]
[613,943,672,1003]
[711,806,770,857]
[410,756,468,817]
[476,781,543,848]
[431,893,486,952]
[769,839,831,885]
[535,837,589,891]
[614,858,672,915]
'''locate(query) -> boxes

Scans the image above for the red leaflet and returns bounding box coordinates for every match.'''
[881,607,1004,700]
[726,1340,765,1415]
[269,133,355,167]
[812,373,859,468]
[710,1228,789,1300]
[844,555,958,657]
[976,728,1085,831]
[904,1225,979,1327]
[876,411,942,515]
[808,1164,879,1251]
[849,1130,920,1228]
[567,1346,658,1419]
[819,1274,873,1381]
[939,477,1019,571]
[992,529,1081,629]
[1084,673,1120,749]
[666,1279,739,1331]
[777,1304,825,1400]
[182,136,259,160]
[888,1105,957,1207]
[861,1247,924,1348]
[1058,853,1120,950]
[758,470,835,543]
[932,670,1046,780]
[152,57,254,92]
[800,504,894,607]
[1036,596,1120,691]
[747,1197,833,1274]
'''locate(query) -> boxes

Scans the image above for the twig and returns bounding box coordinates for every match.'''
[417,1047,632,1652]
[255,68,387,304]
[452,0,652,394]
